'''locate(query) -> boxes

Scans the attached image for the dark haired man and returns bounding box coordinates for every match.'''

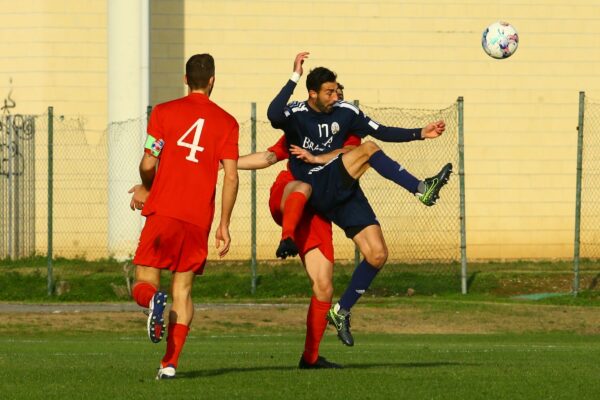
[267,52,452,347]
[129,53,239,379]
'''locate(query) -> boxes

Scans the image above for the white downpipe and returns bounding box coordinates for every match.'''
[140,0,150,121]
[108,0,149,260]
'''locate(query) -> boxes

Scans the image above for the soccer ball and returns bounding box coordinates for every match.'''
[482,21,519,59]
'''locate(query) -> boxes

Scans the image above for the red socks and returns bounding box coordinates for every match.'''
[281,192,307,240]
[132,282,157,308]
[161,323,190,368]
[302,296,331,364]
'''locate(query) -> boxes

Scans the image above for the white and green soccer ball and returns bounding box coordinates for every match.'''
[482,21,519,59]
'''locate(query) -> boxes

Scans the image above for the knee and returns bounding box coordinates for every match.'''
[312,281,334,301]
[296,181,312,198]
[360,141,381,156]
[365,247,388,268]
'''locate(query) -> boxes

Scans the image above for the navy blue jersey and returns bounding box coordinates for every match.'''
[267,79,423,181]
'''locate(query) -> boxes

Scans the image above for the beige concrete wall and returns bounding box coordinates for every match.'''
[174,0,600,260]
[2,1,600,260]
[0,1,108,258]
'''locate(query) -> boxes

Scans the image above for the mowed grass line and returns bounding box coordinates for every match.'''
[2,332,600,400]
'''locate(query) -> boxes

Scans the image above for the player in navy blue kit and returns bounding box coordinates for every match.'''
[268,52,452,346]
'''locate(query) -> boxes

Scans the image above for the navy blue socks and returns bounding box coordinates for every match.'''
[369,150,420,194]
[338,259,380,311]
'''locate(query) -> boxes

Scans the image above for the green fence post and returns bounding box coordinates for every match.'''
[573,91,585,297]
[47,107,54,296]
[457,97,468,295]
[251,103,258,294]
[353,99,361,267]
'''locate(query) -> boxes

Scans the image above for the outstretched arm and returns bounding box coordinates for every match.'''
[369,120,446,142]
[289,145,356,165]
[350,103,446,142]
[237,151,279,170]
[267,52,309,128]
[420,120,446,139]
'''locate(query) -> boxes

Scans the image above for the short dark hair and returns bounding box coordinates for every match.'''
[185,54,215,90]
[306,67,337,92]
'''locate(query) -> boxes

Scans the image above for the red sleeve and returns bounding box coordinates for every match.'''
[147,105,164,140]
[343,134,361,147]
[267,135,289,161]
[220,120,239,160]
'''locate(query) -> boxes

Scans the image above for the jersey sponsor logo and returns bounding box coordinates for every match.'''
[302,135,335,153]
[303,136,328,153]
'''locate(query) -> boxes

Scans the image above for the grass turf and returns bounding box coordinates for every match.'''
[2,256,600,303]
[2,331,600,399]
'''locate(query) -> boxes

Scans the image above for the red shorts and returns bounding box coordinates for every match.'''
[269,170,334,263]
[133,214,208,274]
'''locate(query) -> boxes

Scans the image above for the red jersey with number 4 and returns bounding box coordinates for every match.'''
[141,92,239,231]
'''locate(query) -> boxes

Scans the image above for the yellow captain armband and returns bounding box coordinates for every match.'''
[145,135,164,157]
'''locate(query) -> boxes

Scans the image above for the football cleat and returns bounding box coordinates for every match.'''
[326,303,354,347]
[156,364,176,380]
[299,355,343,369]
[276,237,299,259]
[147,291,167,344]
[416,163,453,206]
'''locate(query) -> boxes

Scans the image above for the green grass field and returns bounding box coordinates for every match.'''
[3,331,600,399]
[2,257,600,399]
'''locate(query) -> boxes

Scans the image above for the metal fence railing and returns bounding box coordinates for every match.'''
[0,113,36,259]
[574,92,600,294]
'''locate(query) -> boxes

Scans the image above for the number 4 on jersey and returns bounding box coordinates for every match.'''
[177,118,205,163]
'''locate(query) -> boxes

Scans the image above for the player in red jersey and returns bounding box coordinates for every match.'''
[128,54,239,380]
[237,88,359,368]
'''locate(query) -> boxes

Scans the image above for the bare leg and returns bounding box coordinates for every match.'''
[326,225,388,347]
[159,270,195,373]
[341,141,381,179]
[304,248,334,302]
[169,270,195,326]
[301,248,341,368]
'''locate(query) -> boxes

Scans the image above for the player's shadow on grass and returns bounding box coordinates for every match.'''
[343,361,476,369]
[178,361,474,379]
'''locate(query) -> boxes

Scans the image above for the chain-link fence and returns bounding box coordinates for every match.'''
[216,100,466,293]
[574,92,600,293]
[20,111,112,261]
[3,102,465,292]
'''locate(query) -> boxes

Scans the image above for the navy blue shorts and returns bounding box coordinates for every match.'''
[305,156,379,238]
